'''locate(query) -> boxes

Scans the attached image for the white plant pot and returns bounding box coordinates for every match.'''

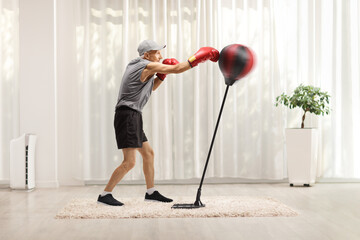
[286,128,318,187]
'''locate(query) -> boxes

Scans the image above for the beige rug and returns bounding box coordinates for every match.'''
[55,196,298,219]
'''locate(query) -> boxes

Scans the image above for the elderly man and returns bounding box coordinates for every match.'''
[97,40,219,206]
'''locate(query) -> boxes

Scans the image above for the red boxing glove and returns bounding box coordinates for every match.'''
[156,58,180,81]
[163,58,180,65]
[188,47,220,68]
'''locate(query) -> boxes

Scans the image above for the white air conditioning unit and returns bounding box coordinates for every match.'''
[10,134,37,190]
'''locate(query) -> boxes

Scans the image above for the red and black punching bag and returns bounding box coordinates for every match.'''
[172,44,256,209]
[218,44,255,86]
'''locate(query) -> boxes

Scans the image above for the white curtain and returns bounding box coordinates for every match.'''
[0,0,18,182]
[71,0,360,182]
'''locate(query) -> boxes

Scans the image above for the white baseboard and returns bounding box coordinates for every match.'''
[316,178,360,183]
[1,179,60,189]
[0,179,9,184]
[58,179,85,186]
[85,177,360,185]
[35,180,59,188]
[3,178,359,188]
[85,178,289,185]
[0,179,10,189]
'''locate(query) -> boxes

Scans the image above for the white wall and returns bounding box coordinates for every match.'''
[19,0,58,188]
[17,0,84,187]
[56,0,83,186]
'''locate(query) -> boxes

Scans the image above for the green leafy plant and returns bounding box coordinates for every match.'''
[275,84,331,128]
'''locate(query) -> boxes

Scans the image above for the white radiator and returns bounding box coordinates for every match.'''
[10,134,37,190]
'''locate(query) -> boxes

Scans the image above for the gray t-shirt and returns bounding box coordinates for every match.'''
[115,57,155,112]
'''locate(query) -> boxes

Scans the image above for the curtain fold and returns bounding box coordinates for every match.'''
[69,0,360,182]
[0,0,19,182]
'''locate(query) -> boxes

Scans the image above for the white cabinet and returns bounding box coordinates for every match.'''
[286,129,318,187]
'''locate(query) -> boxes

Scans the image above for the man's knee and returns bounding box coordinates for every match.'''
[143,148,154,161]
[148,148,155,158]
[121,158,136,171]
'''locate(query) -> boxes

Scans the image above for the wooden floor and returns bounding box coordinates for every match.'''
[0,183,359,240]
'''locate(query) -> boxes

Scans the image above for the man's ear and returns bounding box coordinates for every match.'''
[143,52,150,60]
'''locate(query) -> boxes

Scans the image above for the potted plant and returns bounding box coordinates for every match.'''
[275,84,330,187]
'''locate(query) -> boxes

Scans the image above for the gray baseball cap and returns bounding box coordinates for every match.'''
[137,40,166,56]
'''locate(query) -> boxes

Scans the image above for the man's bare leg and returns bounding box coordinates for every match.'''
[138,141,173,202]
[104,148,137,192]
[137,141,154,189]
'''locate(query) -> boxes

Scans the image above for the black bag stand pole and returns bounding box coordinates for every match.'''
[172,85,230,209]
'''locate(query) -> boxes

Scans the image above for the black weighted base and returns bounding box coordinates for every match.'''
[289,183,311,187]
[172,188,205,209]
[171,202,205,209]
[171,86,230,210]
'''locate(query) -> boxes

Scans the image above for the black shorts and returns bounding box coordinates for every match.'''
[114,106,148,149]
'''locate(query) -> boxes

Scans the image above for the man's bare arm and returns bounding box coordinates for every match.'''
[146,61,191,75]
[152,77,163,91]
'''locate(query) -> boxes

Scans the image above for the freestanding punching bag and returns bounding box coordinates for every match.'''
[219,44,255,85]
[172,44,255,209]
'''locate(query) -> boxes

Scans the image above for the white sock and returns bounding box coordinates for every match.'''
[147,187,156,195]
[100,191,112,197]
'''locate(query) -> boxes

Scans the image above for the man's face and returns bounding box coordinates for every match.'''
[144,50,163,62]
